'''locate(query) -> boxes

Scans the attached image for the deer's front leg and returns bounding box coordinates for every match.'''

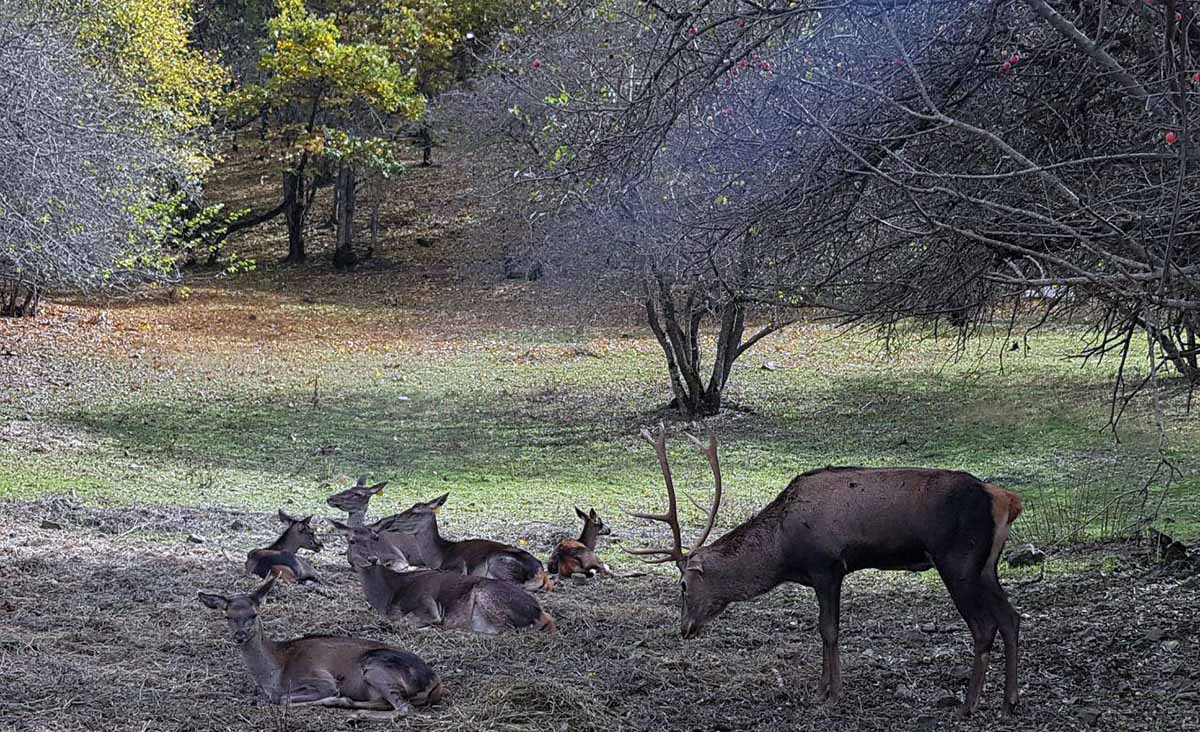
[814,575,844,703]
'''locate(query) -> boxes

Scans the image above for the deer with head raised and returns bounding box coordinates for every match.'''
[245,510,323,584]
[327,476,388,527]
[197,576,444,720]
[630,426,1023,717]
[331,520,557,634]
[548,507,612,578]
[373,493,553,591]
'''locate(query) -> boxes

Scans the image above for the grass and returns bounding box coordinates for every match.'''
[2,280,1198,549]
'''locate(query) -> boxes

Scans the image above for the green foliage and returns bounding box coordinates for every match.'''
[73,0,229,173]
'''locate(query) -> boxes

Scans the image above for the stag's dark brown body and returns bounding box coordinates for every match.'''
[686,467,1022,716]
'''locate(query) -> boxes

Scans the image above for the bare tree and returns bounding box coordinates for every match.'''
[0,0,181,314]
[453,0,1200,417]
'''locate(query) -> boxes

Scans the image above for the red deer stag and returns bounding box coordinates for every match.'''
[245,510,323,583]
[374,493,552,591]
[629,426,1023,717]
[198,576,444,720]
[327,476,388,527]
[331,521,556,634]
[548,507,612,578]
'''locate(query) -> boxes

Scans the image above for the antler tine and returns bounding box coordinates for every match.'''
[687,431,722,555]
[628,423,686,564]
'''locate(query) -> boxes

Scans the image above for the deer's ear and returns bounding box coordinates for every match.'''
[300,515,313,525]
[589,508,599,520]
[687,557,705,575]
[251,575,276,604]
[355,475,369,487]
[198,592,228,610]
[575,506,588,520]
[327,519,351,533]
[370,482,387,494]
[427,493,449,511]
[278,509,298,524]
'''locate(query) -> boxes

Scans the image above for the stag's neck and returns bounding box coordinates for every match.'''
[239,627,284,694]
[579,523,599,550]
[346,508,367,528]
[705,516,790,601]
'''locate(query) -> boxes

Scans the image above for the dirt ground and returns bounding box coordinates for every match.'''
[1,498,1197,732]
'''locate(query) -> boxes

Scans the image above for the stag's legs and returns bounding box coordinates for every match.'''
[936,560,998,718]
[814,574,844,703]
[983,566,1021,715]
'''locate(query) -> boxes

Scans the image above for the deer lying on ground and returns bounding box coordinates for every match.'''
[374,493,553,591]
[548,507,612,578]
[198,576,444,720]
[326,476,388,527]
[629,426,1023,718]
[332,520,556,634]
[245,511,323,583]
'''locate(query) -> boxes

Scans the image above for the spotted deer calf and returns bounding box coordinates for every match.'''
[630,426,1023,717]
[548,507,612,578]
[198,576,444,720]
[374,493,552,591]
[245,511,323,583]
[332,521,556,635]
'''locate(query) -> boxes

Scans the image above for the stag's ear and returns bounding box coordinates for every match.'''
[370,481,387,494]
[428,493,449,510]
[300,514,313,525]
[198,592,229,610]
[589,508,599,520]
[355,475,369,487]
[251,575,277,604]
[278,509,298,524]
[686,556,705,575]
[327,518,351,533]
[575,506,588,521]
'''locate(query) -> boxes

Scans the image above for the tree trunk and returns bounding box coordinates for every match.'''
[332,164,357,269]
[645,281,749,418]
[1,279,40,317]
[282,169,306,264]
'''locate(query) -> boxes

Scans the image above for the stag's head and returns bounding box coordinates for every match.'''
[629,426,725,640]
[278,510,323,551]
[329,519,411,571]
[198,576,276,644]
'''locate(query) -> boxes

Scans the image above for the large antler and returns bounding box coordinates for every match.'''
[626,424,722,564]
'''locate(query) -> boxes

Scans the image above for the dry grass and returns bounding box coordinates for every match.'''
[2,498,1197,732]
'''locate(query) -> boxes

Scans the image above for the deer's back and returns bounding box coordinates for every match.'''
[763,467,998,572]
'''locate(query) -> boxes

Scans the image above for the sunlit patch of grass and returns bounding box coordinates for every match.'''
[2,284,1197,548]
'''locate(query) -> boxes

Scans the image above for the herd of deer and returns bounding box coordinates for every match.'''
[199,426,1025,721]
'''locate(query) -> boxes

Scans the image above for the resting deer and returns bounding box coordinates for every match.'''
[245,511,323,584]
[331,520,556,634]
[374,493,553,591]
[198,576,444,720]
[629,426,1023,717]
[327,476,388,527]
[548,507,612,578]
